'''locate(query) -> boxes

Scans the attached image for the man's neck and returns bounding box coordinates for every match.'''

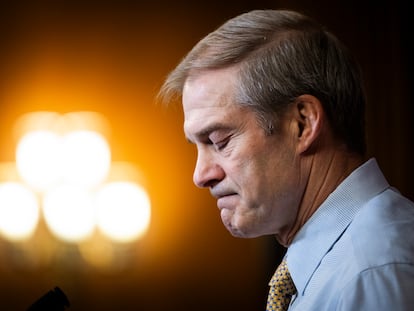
[280,148,364,246]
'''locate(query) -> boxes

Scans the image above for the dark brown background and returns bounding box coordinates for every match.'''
[0,1,412,310]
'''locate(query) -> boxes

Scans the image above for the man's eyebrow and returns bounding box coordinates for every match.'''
[186,123,232,144]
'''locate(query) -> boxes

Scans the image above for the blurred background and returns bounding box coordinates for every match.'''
[0,0,412,310]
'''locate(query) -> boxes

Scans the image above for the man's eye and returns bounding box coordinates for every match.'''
[213,138,229,151]
[206,131,232,151]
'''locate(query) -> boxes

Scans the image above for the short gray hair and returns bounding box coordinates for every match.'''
[158,9,366,155]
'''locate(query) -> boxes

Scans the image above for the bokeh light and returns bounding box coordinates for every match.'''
[0,182,40,241]
[42,185,96,243]
[95,181,151,243]
[2,111,151,249]
[60,130,111,188]
[15,130,61,191]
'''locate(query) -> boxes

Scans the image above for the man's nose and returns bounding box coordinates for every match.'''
[193,150,224,188]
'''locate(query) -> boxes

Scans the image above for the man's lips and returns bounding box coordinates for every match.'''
[216,193,237,210]
[210,187,236,199]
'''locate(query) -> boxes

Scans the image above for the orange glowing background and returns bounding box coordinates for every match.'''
[0,1,412,311]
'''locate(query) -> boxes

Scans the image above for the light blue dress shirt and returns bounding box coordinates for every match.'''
[286,158,414,310]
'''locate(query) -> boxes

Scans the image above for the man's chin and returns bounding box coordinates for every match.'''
[225,223,255,239]
[225,223,267,239]
[220,210,256,238]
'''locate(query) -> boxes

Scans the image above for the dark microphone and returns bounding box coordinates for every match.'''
[26,286,70,311]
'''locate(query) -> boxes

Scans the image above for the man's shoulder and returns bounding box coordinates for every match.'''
[346,188,414,267]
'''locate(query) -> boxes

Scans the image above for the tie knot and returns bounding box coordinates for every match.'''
[269,259,295,291]
[266,259,296,311]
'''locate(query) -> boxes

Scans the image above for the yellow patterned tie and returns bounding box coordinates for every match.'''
[266,259,297,311]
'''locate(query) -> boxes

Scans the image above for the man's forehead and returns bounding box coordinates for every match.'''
[183,104,227,141]
[183,74,237,123]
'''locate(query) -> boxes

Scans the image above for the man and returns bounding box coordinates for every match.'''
[157,9,414,310]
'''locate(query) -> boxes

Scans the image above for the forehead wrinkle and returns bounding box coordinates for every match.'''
[183,67,241,143]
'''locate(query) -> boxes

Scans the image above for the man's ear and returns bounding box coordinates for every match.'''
[293,94,325,154]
